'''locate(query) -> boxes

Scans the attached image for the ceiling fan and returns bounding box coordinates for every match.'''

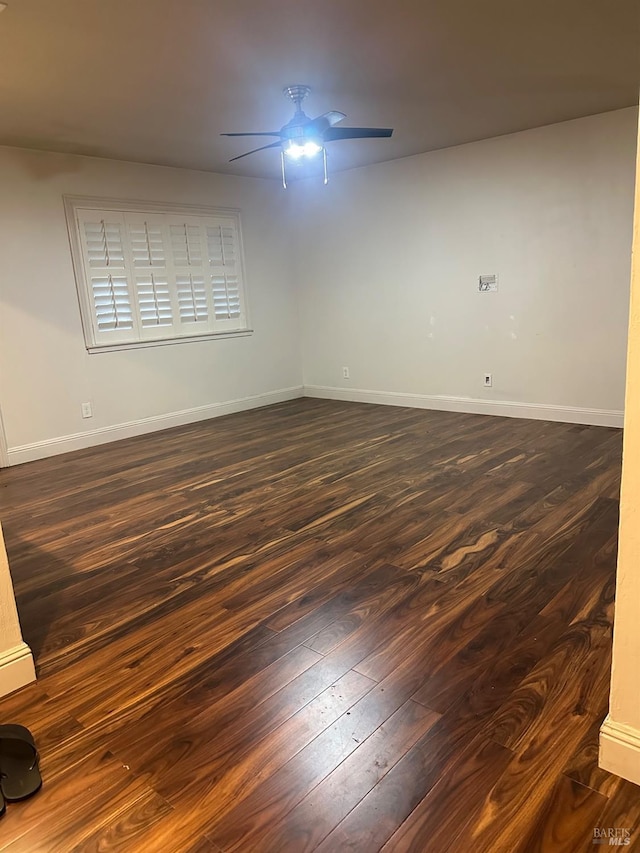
[221,85,393,187]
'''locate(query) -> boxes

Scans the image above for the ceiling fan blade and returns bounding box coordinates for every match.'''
[324,127,394,141]
[221,131,283,138]
[315,111,346,127]
[228,141,282,162]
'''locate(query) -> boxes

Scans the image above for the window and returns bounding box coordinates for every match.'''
[64,196,250,351]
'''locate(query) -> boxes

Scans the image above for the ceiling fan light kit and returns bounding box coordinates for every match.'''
[221,85,393,188]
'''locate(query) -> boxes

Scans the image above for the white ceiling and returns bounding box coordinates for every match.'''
[0,0,638,181]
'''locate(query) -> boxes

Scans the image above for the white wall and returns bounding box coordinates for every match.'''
[294,108,638,426]
[0,148,302,462]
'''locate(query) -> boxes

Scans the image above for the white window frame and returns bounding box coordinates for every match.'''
[64,195,252,352]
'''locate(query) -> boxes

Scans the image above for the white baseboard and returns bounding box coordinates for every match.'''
[600,715,640,786]
[7,386,304,465]
[303,385,624,428]
[0,642,36,698]
[6,384,621,466]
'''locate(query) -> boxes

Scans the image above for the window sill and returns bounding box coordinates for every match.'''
[86,329,254,353]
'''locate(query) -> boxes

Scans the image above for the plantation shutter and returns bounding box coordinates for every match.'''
[167,216,210,330]
[205,218,246,332]
[69,198,249,349]
[76,210,137,344]
[126,214,177,338]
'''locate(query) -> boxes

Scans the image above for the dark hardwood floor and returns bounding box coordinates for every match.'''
[0,398,637,852]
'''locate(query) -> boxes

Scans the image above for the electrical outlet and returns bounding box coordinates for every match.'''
[483,374,492,388]
[81,401,93,418]
[342,366,350,380]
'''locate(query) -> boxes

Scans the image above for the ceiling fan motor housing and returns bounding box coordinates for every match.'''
[281,120,323,144]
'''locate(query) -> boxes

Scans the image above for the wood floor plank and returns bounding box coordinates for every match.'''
[312,716,502,852]
[239,699,439,853]
[99,644,325,786]
[414,528,616,716]
[512,775,608,853]
[206,689,441,851]
[0,398,633,852]
[380,737,514,852]
[0,748,168,850]
[466,665,612,851]
[484,609,613,755]
[352,563,505,682]
[562,716,623,798]
[588,779,640,851]
[155,668,376,806]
